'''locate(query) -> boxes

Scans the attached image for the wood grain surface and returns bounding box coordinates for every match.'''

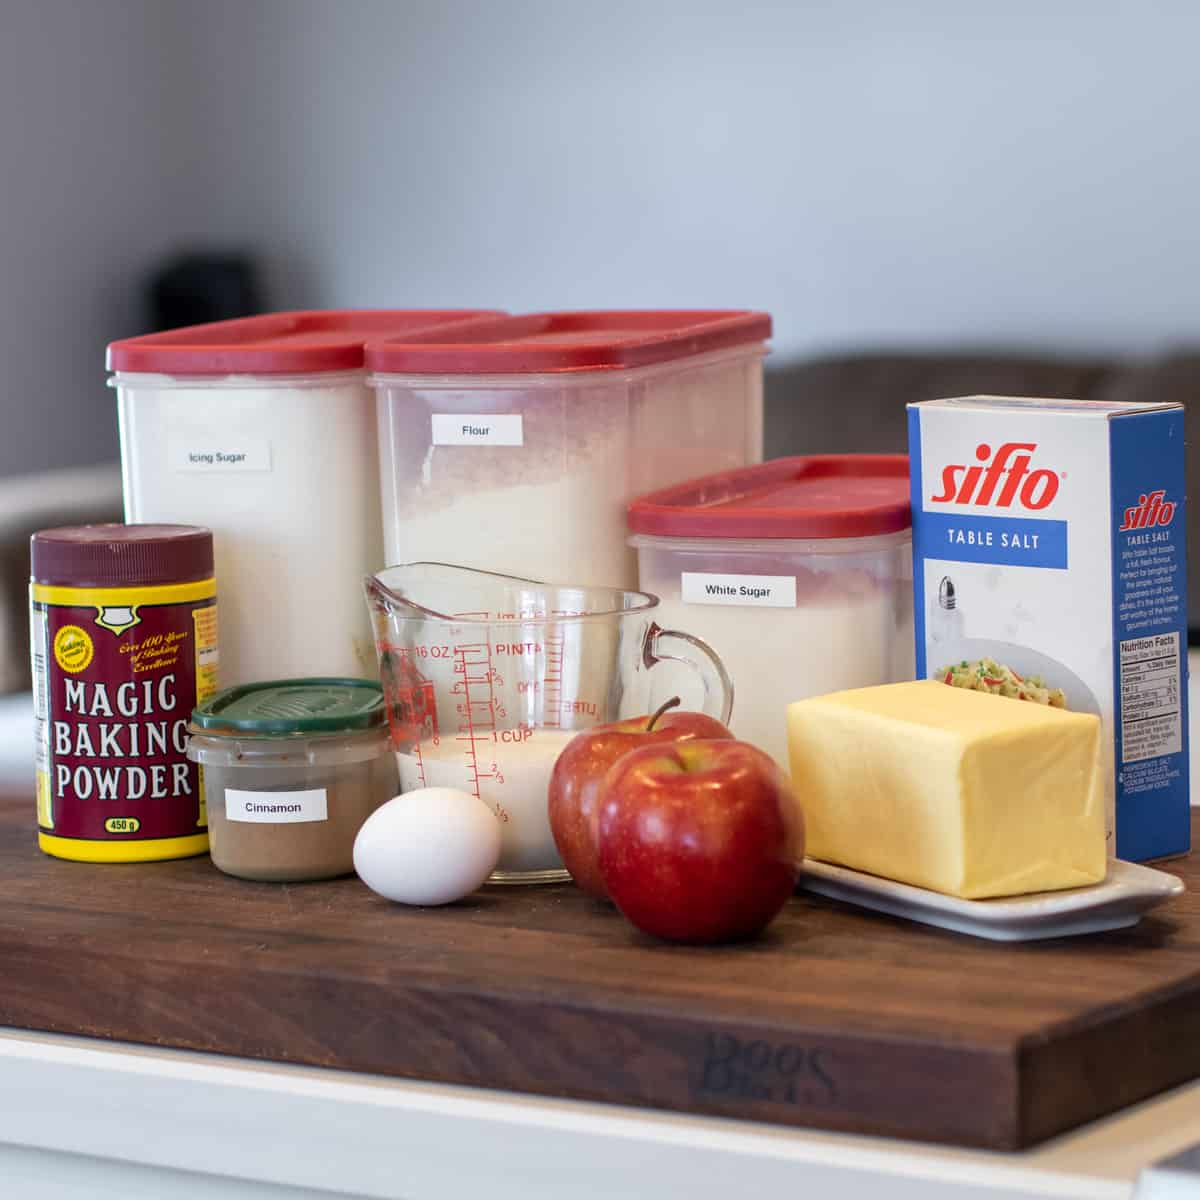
[0,791,1196,1150]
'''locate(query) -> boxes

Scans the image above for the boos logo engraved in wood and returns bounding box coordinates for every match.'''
[30,524,217,863]
[696,1033,837,1105]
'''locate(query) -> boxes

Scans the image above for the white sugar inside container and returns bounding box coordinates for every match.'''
[628,456,914,770]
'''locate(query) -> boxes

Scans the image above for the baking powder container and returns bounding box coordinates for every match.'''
[31,523,216,862]
[628,456,913,770]
[108,310,499,687]
[366,311,770,589]
[188,678,398,882]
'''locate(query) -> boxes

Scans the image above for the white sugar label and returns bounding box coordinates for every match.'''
[431,414,524,446]
[226,787,328,824]
[169,437,272,472]
[681,573,797,608]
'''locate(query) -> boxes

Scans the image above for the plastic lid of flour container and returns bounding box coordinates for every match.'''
[106,310,504,375]
[364,311,772,374]
[627,455,912,540]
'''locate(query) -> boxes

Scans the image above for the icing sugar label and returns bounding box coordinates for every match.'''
[169,437,272,472]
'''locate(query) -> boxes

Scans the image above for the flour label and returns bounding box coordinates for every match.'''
[681,573,797,608]
[431,414,524,446]
[169,437,272,472]
[226,787,328,824]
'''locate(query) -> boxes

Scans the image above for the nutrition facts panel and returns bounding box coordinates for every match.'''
[1119,632,1182,762]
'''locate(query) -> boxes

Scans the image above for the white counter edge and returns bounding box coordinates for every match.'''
[5,1026,1197,1200]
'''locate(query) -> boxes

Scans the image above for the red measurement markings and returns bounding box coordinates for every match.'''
[542,632,565,729]
[379,640,436,786]
[451,640,506,815]
[542,611,586,729]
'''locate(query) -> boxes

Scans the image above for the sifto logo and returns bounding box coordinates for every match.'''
[1120,489,1176,532]
[930,441,1060,511]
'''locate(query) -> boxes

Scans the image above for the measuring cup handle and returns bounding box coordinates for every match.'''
[643,622,734,726]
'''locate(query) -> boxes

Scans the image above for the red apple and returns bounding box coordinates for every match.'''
[548,699,733,898]
[596,740,803,943]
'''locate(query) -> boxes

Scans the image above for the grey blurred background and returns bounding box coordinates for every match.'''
[2,0,1200,771]
[4,0,1200,478]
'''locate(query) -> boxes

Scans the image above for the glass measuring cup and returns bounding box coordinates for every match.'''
[364,562,734,884]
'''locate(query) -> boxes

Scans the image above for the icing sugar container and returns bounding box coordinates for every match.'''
[108,309,498,687]
[628,456,914,770]
[367,311,770,589]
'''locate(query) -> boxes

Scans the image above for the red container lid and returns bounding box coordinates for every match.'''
[106,310,504,375]
[364,310,772,374]
[31,524,214,587]
[628,456,912,540]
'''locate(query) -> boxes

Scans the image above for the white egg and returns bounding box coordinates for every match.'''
[353,788,502,906]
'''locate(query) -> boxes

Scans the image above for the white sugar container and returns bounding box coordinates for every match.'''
[107,310,497,686]
[628,455,914,770]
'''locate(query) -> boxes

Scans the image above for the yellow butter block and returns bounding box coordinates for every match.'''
[787,681,1106,899]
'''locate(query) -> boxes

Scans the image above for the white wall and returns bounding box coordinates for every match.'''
[4,0,1200,476]
[172,0,1200,360]
[0,1,194,476]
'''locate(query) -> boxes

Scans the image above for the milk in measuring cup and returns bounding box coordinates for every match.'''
[908,395,1190,861]
[397,729,576,875]
[369,562,734,883]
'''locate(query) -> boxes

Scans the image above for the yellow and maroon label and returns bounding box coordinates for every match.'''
[31,579,217,862]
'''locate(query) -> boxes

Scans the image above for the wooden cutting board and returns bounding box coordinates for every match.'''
[0,791,1196,1151]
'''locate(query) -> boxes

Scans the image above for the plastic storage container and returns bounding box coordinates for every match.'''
[188,678,398,882]
[628,456,913,770]
[367,311,770,588]
[108,309,500,687]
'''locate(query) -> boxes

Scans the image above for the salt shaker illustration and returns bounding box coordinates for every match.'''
[929,575,965,655]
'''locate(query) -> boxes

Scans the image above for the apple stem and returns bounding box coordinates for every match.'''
[646,696,682,733]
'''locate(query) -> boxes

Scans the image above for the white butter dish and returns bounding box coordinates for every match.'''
[799,859,1183,942]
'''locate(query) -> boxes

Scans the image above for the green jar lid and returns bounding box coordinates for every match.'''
[191,678,386,736]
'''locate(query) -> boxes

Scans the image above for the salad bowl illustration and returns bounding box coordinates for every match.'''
[930,637,1101,717]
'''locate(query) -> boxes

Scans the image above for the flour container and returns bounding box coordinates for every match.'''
[366,311,770,589]
[108,310,499,687]
[628,456,914,770]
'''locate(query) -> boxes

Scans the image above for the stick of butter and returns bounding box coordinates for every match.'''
[787,681,1106,899]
